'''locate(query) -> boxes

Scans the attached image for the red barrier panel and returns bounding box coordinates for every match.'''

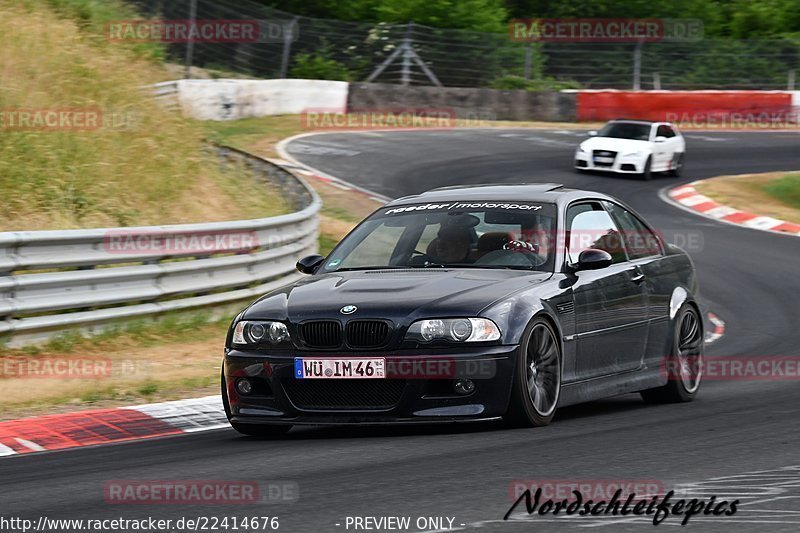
[576,91,794,124]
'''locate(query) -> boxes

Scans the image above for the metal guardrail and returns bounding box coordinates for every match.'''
[0,146,321,347]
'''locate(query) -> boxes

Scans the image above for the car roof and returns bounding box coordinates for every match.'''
[385,182,615,208]
[610,118,656,125]
[609,118,677,127]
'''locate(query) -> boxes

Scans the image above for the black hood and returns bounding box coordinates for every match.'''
[244,269,552,323]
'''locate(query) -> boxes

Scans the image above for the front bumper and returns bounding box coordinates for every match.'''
[223,345,518,425]
[574,152,645,173]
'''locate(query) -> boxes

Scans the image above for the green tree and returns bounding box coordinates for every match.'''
[262,0,508,32]
[374,0,508,32]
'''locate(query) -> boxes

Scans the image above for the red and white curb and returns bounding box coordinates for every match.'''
[269,156,388,204]
[705,312,726,345]
[0,395,226,457]
[666,182,800,236]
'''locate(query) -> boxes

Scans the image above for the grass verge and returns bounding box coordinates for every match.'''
[694,171,800,225]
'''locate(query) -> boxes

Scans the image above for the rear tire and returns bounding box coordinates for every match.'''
[221,369,292,437]
[505,318,562,427]
[640,305,703,403]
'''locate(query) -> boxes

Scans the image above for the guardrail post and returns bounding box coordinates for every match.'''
[401,23,413,86]
[279,17,299,79]
[523,44,533,80]
[184,0,197,79]
[789,70,796,91]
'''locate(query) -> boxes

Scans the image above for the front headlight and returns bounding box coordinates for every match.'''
[623,150,642,157]
[576,144,587,154]
[406,318,501,343]
[233,320,290,345]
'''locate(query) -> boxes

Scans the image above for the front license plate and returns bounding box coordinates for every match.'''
[594,156,614,163]
[294,358,386,379]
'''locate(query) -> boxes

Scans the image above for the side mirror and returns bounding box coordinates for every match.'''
[588,130,598,136]
[296,254,325,275]
[654,136,667,143]
[575,249,613,271]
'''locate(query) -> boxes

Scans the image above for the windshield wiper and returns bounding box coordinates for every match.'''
[332,266,407,272]
[452,264,540,271]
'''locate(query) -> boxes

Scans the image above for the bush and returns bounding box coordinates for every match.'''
[289,44,352,81]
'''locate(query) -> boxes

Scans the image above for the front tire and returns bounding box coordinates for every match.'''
[221,370,292,437]
[505,318,562,427]
[640,156,653,180]
[669,153,685,177]
[640,305,703,403]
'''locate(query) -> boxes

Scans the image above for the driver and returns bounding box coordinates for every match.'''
[430,225,472,263]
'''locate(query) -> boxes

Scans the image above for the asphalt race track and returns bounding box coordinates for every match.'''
[3,129,800,532]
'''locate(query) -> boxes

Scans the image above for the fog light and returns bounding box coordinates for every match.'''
[453,379,475,395]
[236,378,253,395]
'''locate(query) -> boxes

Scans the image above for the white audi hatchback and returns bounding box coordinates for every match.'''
[574,119,685,179]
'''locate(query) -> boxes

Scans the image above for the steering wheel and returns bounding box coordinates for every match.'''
[409,250,437,266]
[501,240,546,267]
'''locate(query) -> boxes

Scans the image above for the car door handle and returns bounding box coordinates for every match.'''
[631,273,646,284]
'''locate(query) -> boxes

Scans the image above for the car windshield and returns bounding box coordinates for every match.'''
[597,122,651,141]
[321,201,558,273]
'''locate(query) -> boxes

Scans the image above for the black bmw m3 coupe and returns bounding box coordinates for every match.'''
[222,183,704,435]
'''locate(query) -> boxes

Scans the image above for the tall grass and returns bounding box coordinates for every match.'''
[0,0,288,230]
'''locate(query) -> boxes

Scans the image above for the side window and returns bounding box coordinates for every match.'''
[604,202,662,259]
[566,202,627,264]
[656,125,675,138]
